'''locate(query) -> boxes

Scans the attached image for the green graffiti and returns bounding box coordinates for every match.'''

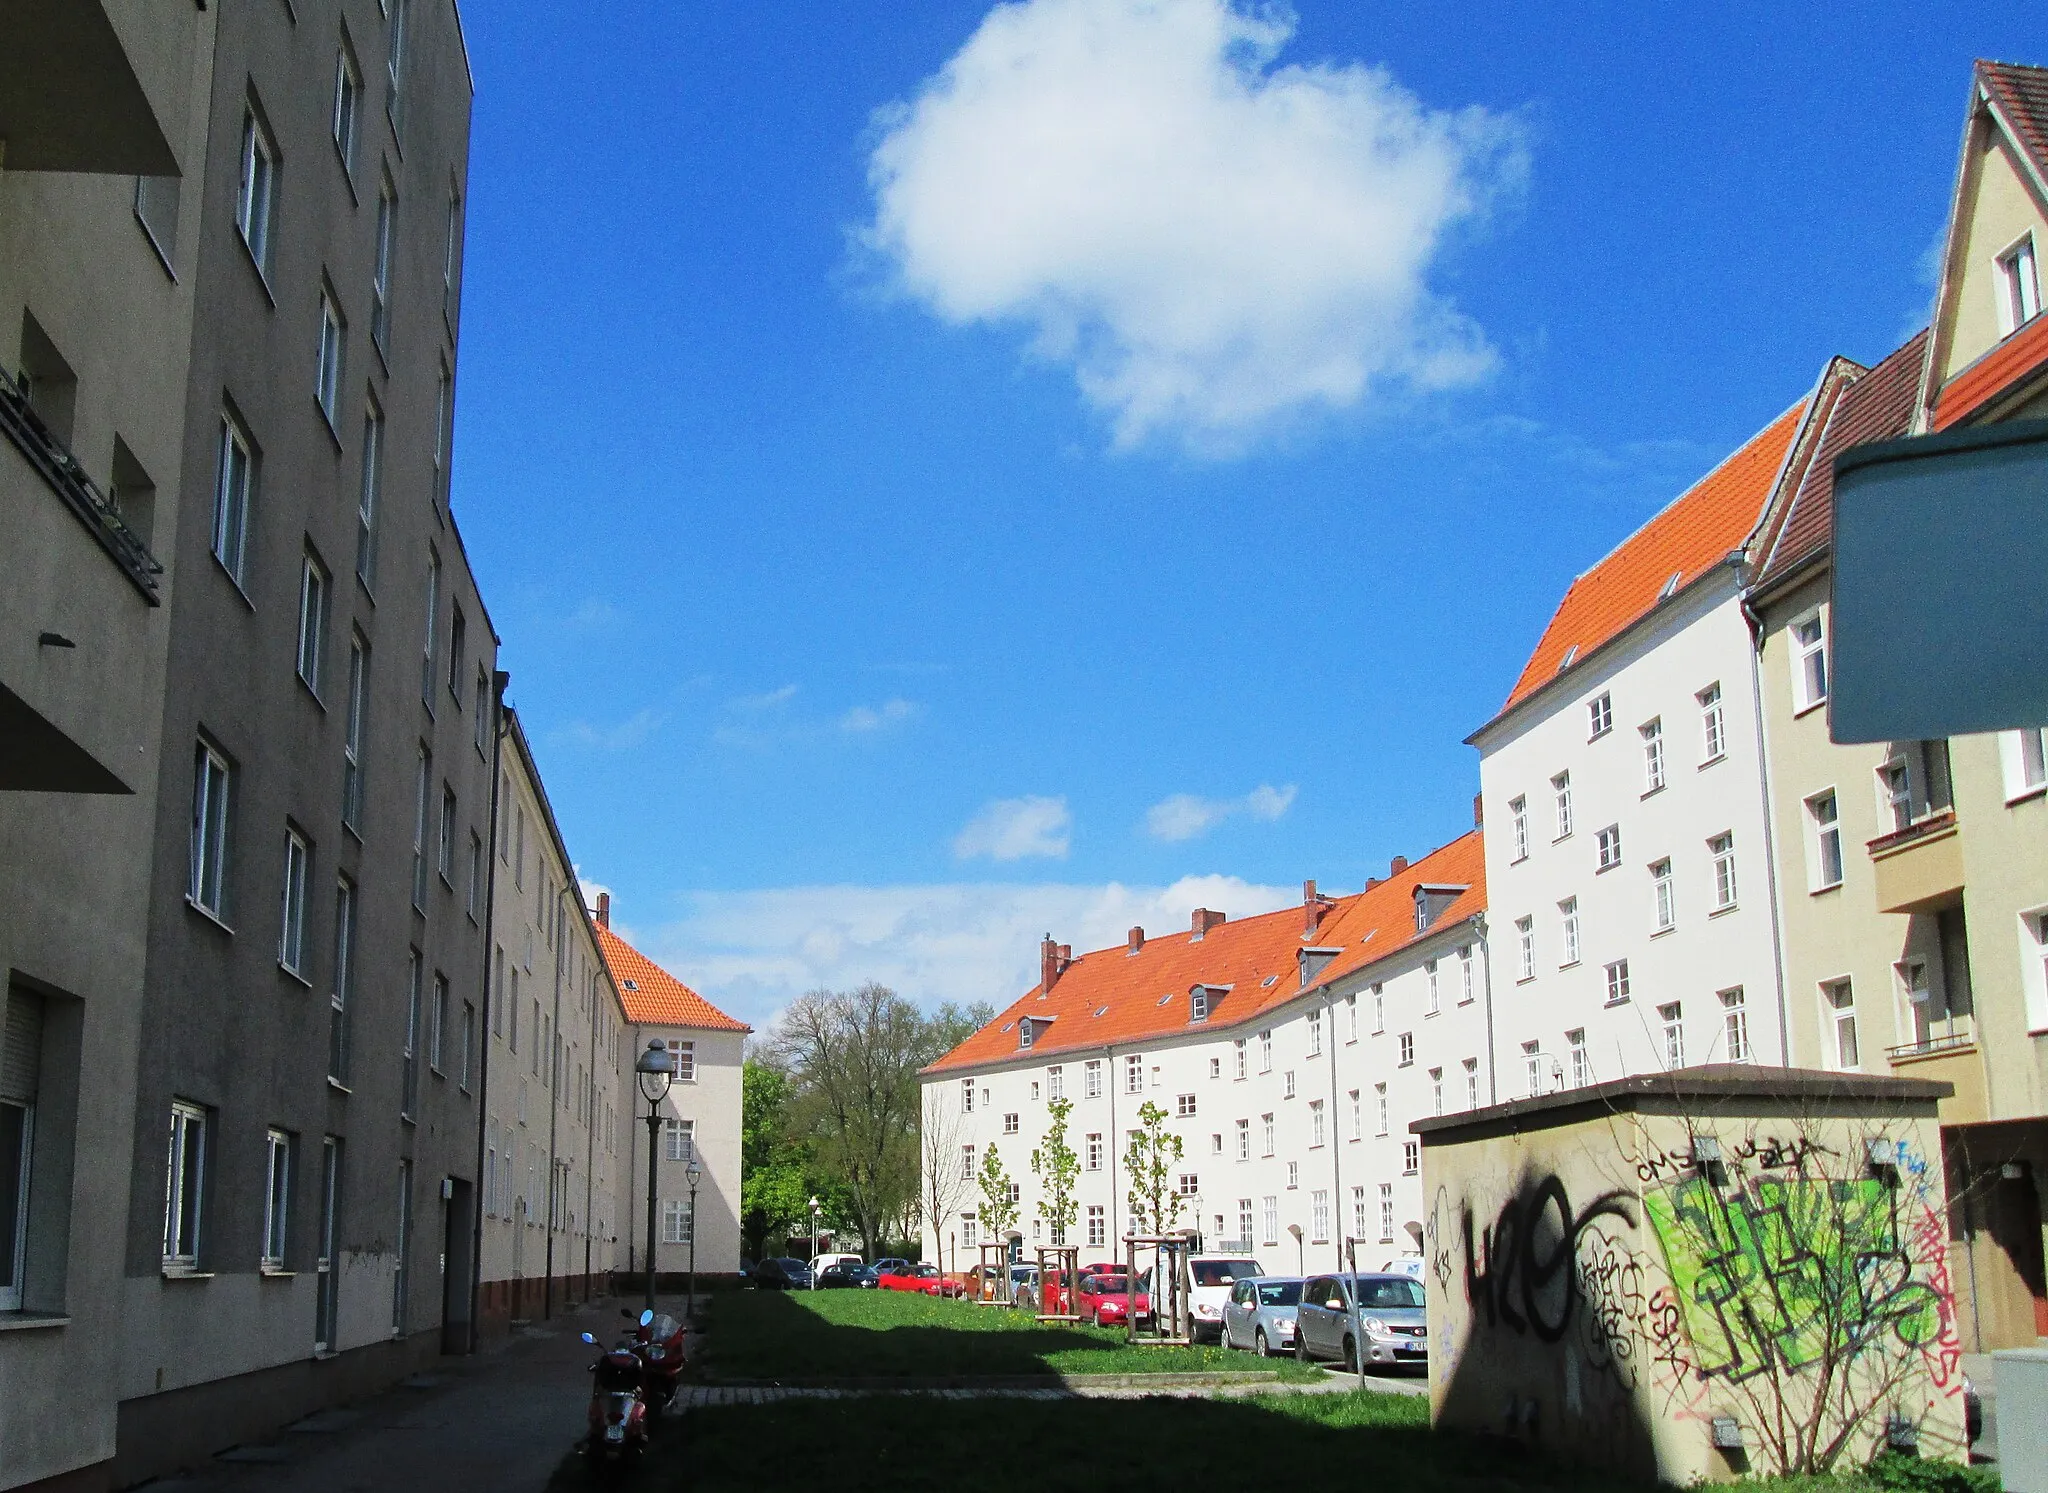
[1644,1175,1942,1383]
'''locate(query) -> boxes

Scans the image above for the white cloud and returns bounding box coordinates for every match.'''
[731,684,799,711]
[952,795,1072,861]
[567,598,623,631]
[1144,782,1297,841]
[557,708,662,751]
[840,698,918,733]
[861,0,1522,452]
[635,876,1298,1031]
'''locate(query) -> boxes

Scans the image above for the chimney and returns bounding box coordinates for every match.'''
[595,892,611,929]
[1303,879,1333,937]
[1191,908,1226,939]
[1390,855,1409,877]
[1041,934,1060,994]
[1473,793,1485,829]
[1128,926,1145,956]
[1364,876,1380,890]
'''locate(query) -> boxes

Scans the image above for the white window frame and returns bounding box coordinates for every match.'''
[1997,232,2041,336]
[1558,897,1580,966]
[1261,1114,1275,1157]
[1699,683,1726,763]
[1999,729,2048,802]
[1397,1033,1413,1067]
[1463,1059,1479,1109]
[262,1128,291,1269]
[959,1144,974,1182]
[666,1040,695,1083]
[1258,1030,1272,1073]
[1306,1008,1321,1055]
[1720,987,1751,1063]
[332,44,361,169]
[1659,1003,1685,1069]
[1588,691,1612,739]
[1425,962,1439,1014]
[1568,1032,1590,1089]
[1378,1183,1394,1244]
[372,176,396,352]
[164,1101,207,1268]
[1374,1084,1388,1137]
[1641,718,1665,793]
[1086,1132,1102,1170]
[1515,917,1534,981]
[317,289,346,429]
[1603,958,1629,1004]
[212,413,253,584]
[1509,796,1529,861]
[191,741,232,918]
[1459,946,1474,1004]
[1085,1060,1102,1098]
[1807,790,1843,890]
[342,635,368,833]
[1125,1054,1143,1094]
[1823,978,1860,1070]
[662,1198,693,1246]
[236,107,277,273]
[1552,772,1573,839]
[1310,1189,1330,1244]
[664,1118,694,1164]
[1262,1196,1278,1247]
[279,827,311,976]
[1402,1140,1419,1177]
[1709,833,1738,911]
[1596,824,1622,871]
[1791,611,1828,712]
[296,552,330,695]
[1522,1042,1541,1098]
[1651,859,1675,933]
[1309,1099,1325,1147]
[2020,910,2048,1035]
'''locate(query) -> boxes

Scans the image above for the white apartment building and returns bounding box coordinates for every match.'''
[920,832,1492,1280]
[596,904,749,1285]
[1467,399,1823,1092]
[478,714,632,1330]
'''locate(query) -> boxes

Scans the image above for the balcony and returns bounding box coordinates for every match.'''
[1868,809,1964,915]
[1886,1022,1987,1124]
[0,0,179,175]
[0,373,160,603]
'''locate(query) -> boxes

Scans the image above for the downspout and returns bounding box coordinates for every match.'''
[1323,988,1342,1273]
[584,951,598,1297]
[544,885,565,1317]
[1476,914,1498,1105]
[467,671,510,1353]
[1741,589,1794,1066]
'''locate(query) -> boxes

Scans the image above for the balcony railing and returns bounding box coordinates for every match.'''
[1,372,161,603]
[1886,1024,1975,1063]
[1866,807,1957,858]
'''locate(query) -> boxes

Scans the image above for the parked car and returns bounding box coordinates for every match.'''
[1295,1273,1427,1371]
[1222,1275,1303,1357]
[871,1257,912,1278]
[1008,1263,1040,1308]
[1075,1271,1151,1329]
[877,1262,964,1297]
[751,1257,814,1291]
[817,1259,879,1289]
[810,1252,864,1276]
[1187,1257,1263,1342]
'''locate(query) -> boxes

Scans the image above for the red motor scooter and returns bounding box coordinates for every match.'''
[630,1307,686,1414]
[580,1316,654,1471]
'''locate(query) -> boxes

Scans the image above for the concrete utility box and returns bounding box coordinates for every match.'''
[1992,1349,2048,1493]
[1414,1067,1967,1484]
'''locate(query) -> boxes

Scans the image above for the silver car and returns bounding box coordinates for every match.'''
[1295,1272,1428,1371]
[1221,1275,1303,1357]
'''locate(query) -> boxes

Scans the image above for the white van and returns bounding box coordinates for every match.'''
[810,1252,864,1275]
[1188,1257,1263,1342]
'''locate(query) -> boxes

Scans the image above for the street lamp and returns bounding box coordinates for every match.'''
[634,1039,674,1311]
[808,1196,821,1291]
[685,1156,702,1321]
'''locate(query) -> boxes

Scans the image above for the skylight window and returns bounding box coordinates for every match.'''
[1156,993,1173,1006]
[1659,571,1683,601]
[1261,975,1278,988]
[1093,1005,1109,1018]
[1557,644,1578,673]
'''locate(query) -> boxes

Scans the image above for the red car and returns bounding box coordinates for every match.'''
[877,1263,965,1297]
[1075,1270,1151,1328]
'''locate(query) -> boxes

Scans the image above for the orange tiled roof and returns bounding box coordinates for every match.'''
[1755,334,1925,585]
[1932,310,2048,431]
[1488,403,1805,720]
[923,833,1486,1075]
[1979,61,2048,182]
[595,923,751,1032]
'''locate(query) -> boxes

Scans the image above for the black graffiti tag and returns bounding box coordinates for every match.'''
[1463,1176,1637,1343]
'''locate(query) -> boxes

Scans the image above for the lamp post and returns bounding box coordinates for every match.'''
[684,1156,702,1321]
[808,1196,821,1291]
[634,1039,674,1311]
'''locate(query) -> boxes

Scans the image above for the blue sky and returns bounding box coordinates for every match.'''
[449,1,2032,1028]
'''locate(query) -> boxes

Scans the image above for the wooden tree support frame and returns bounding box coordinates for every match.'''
[975,1240,1013,1305]
[1123,1233,1196,1346]
[1034,1244,1080,1322]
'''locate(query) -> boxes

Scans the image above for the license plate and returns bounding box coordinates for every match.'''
[605,1426,625,1442]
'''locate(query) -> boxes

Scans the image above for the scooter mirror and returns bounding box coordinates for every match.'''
[580,1332,598,1345]
[639,1309,655,1327]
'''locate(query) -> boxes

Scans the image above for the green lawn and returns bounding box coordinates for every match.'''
[694,1286,1326,1381]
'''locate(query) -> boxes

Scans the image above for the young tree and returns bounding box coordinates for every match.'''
[1123,1100,1186,1237]
[918,1084,973,1266]
[976,1142,1019,1248]
[1029,1098,1080,1246]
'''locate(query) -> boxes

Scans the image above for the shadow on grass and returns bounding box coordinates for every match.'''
[690,1287,1321,1381]
[545,1390,1648,1493]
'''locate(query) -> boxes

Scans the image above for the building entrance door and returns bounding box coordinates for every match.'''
[441,1178,474,1354]
[1991,1165,2048,1338]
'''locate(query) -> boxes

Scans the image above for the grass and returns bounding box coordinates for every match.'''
[694,1287,1328,1382]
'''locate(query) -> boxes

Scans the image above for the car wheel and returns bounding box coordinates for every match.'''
[1254,1328,1269,1358]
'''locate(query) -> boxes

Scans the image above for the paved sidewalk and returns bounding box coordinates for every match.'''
[674,1366,1425,1408]
[138,1299,637,1493]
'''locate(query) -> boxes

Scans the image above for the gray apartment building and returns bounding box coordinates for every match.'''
[3,3,500,1489]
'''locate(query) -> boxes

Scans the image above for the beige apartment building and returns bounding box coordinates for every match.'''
[476,713,633,1332]
[594,902,748,1287]
[1750,60,2048,1350]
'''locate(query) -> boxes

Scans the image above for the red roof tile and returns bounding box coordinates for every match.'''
[923,834,1486,1075]
[1979,61,2048,184]
[1488,404,1806,720]
[1756,333,1926,585]
[595,923,751,1032]
[1932,309,2048,431]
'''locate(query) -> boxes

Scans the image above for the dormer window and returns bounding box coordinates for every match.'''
[1191,987,1209,1023]
[1297,947,1337,989]
[1019,1018,1034,1050]
[1998,234,2041,336]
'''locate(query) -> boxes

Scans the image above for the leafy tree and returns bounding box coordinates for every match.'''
[1123,1100,1186,1237]
[975,1142,1019,1250]
[1030,1098,1080,1246]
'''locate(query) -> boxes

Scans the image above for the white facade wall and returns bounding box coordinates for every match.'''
[923,916,1496,1280]
[1474,577,1787,1093]
[616,1023,745,1280]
